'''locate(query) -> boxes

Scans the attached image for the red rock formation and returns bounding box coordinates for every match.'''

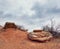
[3,22,17,29]
[33,30,43,32]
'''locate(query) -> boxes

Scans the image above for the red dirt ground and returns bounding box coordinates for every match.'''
[0,28,60,49]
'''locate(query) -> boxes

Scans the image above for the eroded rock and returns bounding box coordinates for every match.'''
[3,22,17,29]
[33,30,42,32]
[28,30,53,42]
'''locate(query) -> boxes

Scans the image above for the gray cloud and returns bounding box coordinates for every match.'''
[0,0,60,31]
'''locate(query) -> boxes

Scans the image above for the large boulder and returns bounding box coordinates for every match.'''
[3,22,17,29]
[28,30,53,42]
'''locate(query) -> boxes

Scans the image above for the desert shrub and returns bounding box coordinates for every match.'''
[42,17,60,38]
[42,25,60,38]
[16,25,28,32]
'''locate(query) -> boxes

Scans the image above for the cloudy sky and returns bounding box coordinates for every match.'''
[0,0,60,31]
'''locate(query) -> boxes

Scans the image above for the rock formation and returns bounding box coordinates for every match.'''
[33,30,42,32]
[28,30,53,42]
[3,22,17,29]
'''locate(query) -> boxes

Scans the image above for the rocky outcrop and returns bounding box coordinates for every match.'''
[28,30,53,42]
[3,22,17,29]
[33,30,42,32]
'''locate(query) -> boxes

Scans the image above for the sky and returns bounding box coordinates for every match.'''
[0,0,60,31]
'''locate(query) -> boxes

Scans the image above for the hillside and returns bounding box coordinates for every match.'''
[0,22,60,49]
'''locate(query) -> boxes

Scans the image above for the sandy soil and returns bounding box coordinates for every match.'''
[0,28,60,49]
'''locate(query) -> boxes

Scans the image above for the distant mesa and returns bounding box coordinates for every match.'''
[3,22,17,29]
[3,22,28,32]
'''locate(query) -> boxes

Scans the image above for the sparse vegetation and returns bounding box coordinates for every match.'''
[42,17,60,38]
[16,25,28,32]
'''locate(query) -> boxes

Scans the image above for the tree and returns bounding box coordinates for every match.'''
[43,25,50,32]
[50,16,55,33]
